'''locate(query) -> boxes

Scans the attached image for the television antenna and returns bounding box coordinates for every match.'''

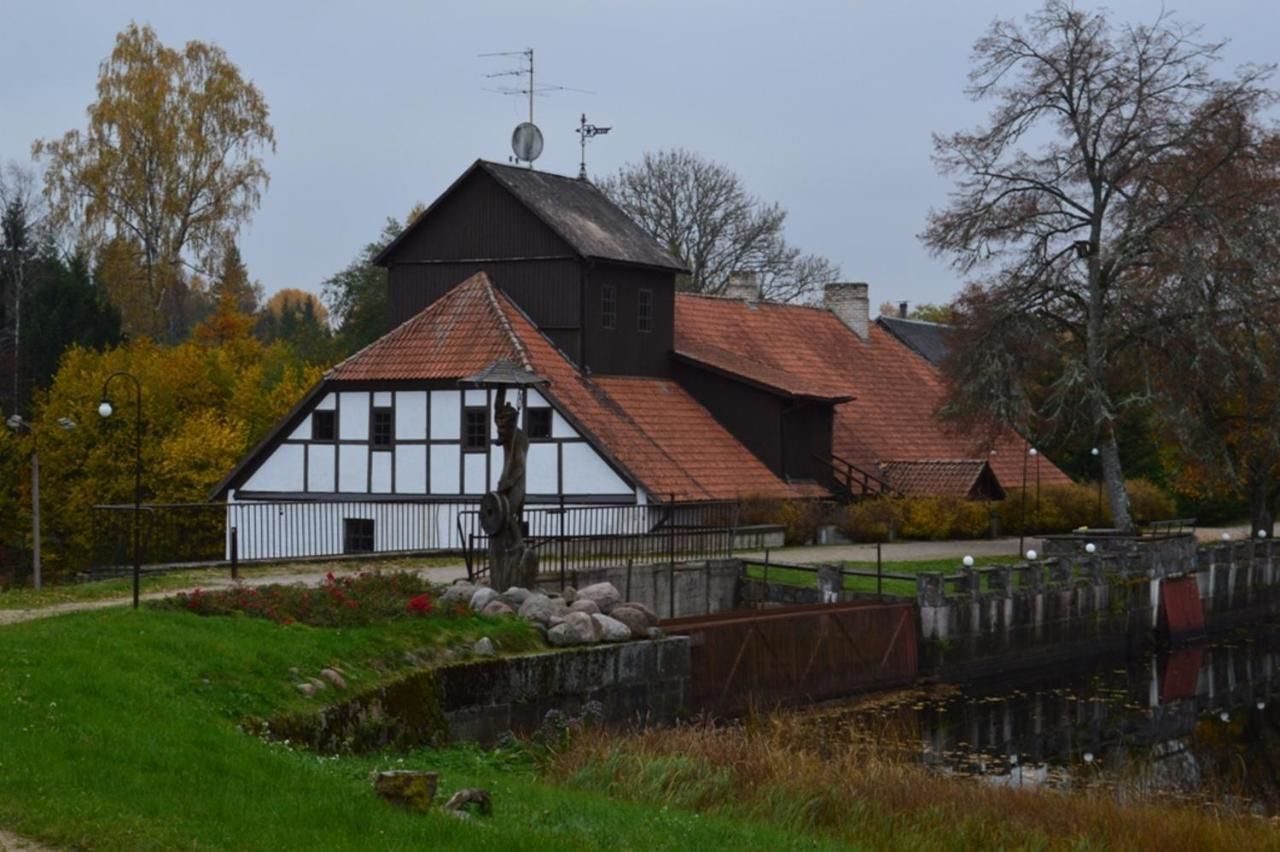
[480,48,593,167]
[576,114,611,180]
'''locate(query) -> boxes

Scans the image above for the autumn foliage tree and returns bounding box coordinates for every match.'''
[34,23,275,341]
[923,1,1274,530]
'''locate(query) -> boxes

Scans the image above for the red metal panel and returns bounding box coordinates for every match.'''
[663,601,918,716]
[1158,644,1204,703]
[1158,575,1205,640]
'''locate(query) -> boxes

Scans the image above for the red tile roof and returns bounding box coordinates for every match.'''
[330,272,806,501]
[674,294,1072,491]
[879,460,1003,499]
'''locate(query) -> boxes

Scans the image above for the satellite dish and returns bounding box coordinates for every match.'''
[511,122,544,163]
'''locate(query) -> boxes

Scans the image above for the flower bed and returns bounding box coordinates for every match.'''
[156,571,456,627]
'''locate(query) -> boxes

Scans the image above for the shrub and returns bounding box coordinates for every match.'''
[1126,478,1178,524]
[738,495,828,545]
[839,499,905,543]
[156,571,453,627]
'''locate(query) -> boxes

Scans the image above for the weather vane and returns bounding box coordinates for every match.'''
[576,114,611,180]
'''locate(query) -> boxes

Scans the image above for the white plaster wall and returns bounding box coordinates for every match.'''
[315,392,336,411]
[527,443,558,494]
[551,410,578,439]
[371,451,393,494]
[488,445,505,490]
[431,391,461,440]
[288,415,311,441]
[463,453,486,494]
[395,391,427,440]
[243,443,304,492]
[339,392,369,441]
[308,445,335,492]
[228,500,449,560]
[395,445,426,494]
[373,391,392,407]
[430,444,460,494]
[339,444,368,492]
[562,442,629,494]
[526,389,548,407]
[465,389,488,406]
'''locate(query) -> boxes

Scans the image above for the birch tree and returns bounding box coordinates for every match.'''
[33,23,274,341]
[923,1,1273,529]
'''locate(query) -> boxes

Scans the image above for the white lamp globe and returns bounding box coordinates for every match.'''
[1222,532,1232,541]
[1085,543,1097,554]
[1090,447,1099,456]
[1258,530,1269,540]
[962,555,975,567]
[98,401,113,418]
[1029,447,1038,456]
[1026,549,1038,561]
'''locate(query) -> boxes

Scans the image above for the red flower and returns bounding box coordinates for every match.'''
[406,594,434,616]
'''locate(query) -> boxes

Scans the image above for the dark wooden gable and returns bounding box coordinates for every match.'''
[382,165,575,263]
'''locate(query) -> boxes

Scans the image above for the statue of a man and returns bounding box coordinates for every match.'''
[487,395,535,588]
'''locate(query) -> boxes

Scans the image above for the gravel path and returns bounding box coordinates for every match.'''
[0,828,56,851]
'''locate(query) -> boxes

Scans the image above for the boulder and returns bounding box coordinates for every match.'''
[625,601,659,623]
[372,770,438,812]
[440,582,476,608]
[591,613,632,642]
[546,622,581,647]
[501,587,532,607]
[295,682,316,696]
[608,605,653,638]
[562,587,577,604]
[518,593,557,626]
[319,668,347,690]
[564,610,602,643]
[473,637,495,657]
[482,600,515,617]
[568,598,600,616]
[576,582,621,613]
[646,626,666,640]
[442,787,491,817]
[470,587,499,612]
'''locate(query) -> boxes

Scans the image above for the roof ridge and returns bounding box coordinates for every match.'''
[482,277,533,372]
[676,292,836,314]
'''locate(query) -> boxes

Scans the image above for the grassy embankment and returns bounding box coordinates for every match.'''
[743,555,1009,597]
[0,605,835,851]
[0,555,463,611]
[2,594,1277,849]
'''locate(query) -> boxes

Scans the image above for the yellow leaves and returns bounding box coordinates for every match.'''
[33,23,275,339]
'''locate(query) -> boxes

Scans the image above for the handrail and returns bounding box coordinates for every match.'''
[811,452,900,498]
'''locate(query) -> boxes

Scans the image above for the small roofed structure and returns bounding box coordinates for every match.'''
[878,459,1006,500]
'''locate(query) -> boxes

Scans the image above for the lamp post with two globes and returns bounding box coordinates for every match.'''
[98,371,143,609]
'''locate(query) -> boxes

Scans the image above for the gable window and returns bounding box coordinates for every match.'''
[313,410,336,441]
[463,407,488,451]
[601,285,616,330]
[372,408,393,449]
[637,288,653,332]
[526,407,552,440]
[343,518,375,554]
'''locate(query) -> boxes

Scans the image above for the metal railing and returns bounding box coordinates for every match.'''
[812,452,899,500]
[458,497,741,586]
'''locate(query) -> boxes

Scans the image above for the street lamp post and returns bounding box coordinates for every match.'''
[1091,447,1102,525]
[1019,442,1031,559]
[1031,447,1040,532]
[99,371,143,609]
[6,414,75,591]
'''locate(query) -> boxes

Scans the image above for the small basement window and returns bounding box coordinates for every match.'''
[463,407,488,450]
[312,410,336,441]
[527,407,552,439]
[601,285,616,330]
[343,518,375,554]
[637,288,653,332]
[372,408,393,448]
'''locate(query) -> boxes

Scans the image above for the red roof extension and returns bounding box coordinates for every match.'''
[674,294,1072,491]
[331,273,809,501]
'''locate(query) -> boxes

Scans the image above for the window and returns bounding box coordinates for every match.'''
[463,407,488,450]
[372,408,393,448]
[312,410,336,441]
[527,407,552,439]
[343,518,375,554]
[601,285,616,330]
[637,288,653,332]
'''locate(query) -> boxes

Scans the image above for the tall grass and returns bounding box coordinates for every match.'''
[548,711,1279,851]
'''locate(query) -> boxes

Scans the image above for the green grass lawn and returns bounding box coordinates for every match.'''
[0,606,840,851]
[0,555,463,611]
[744,555,1012,597]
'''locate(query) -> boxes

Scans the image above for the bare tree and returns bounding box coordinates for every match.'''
[599,149,839,303]
[922,1,1274,530]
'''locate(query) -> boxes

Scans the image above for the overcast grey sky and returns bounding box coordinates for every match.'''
[2,1,1273,312]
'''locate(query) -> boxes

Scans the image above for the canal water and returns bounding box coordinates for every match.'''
[828,624,1280,814]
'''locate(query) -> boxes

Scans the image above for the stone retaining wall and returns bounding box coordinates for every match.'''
[541,559,739,619]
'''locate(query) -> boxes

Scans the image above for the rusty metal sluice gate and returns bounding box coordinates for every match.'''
[662,601,919,716]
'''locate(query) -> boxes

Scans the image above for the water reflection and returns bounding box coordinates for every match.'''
[843,626,1280,814]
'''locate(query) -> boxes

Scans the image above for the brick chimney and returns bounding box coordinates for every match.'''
[824,282,870,340]
[723,270,760,301]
